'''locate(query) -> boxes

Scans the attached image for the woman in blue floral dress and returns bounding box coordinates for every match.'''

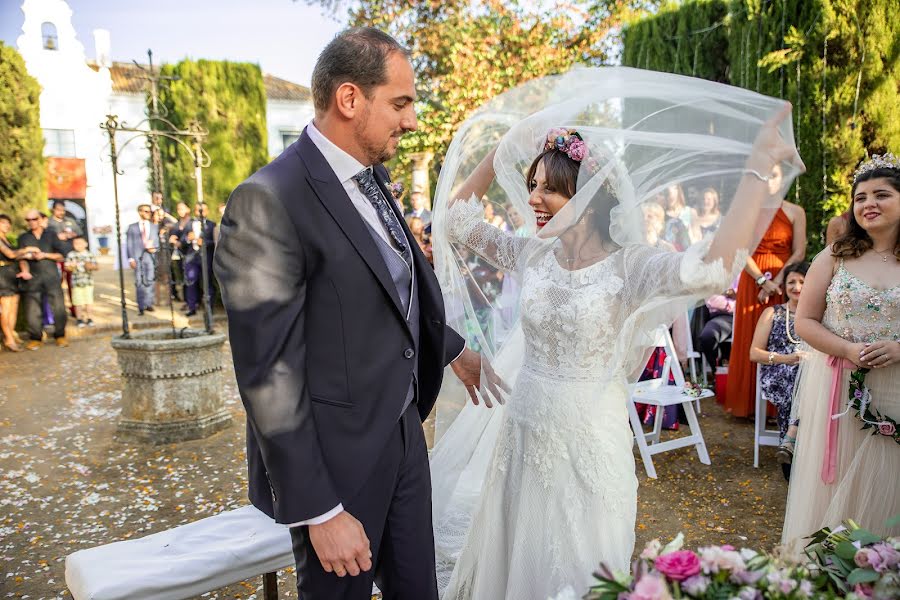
[750,262,808,463]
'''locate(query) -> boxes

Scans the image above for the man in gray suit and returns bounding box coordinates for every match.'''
[125,204,158,315]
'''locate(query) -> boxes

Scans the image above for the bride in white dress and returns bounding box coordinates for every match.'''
[427,68,804,599]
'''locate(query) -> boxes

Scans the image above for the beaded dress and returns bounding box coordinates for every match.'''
[782,259,900,545]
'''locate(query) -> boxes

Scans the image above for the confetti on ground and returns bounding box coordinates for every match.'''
[0,334,789,599]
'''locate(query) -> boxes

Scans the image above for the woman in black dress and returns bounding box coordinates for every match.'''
[0,214,39,352]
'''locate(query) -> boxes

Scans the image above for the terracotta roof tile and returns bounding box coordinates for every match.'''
[88,61,311,102]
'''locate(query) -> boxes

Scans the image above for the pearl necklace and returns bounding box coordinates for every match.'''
[784,304,802,345]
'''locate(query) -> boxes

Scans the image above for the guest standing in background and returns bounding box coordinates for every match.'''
[664,183,701,247]
[782,154,899,544]
[696,187,723,236]
[724,164,806,417]
[64,236,98,327]
[404,189,432,224]
[168,201,192,304]
[19,209,69,349]
[825,210,850,245]
[125,204,159,316]
[0,213,38,352]
[181,202,216,317]
[46,200,81,317]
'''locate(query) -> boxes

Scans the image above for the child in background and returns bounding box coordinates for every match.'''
[64,236,98,327]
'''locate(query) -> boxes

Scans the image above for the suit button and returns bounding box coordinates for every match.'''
[404,348,415,359]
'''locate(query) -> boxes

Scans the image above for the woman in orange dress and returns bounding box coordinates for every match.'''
[723,166,807,417]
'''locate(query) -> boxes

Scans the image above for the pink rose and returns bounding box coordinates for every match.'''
[854,583,874,599]
[855,547,874,568]
[872,542,900,569]
[655,550,701,581]
[567,140,587,161]
[630,574,672,600]
[879,421,896,436]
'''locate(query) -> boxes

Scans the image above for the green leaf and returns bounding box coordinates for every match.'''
[886,514,900,529]
[847,568,880,585]
[835,541,860,560]
[849,529,882,545]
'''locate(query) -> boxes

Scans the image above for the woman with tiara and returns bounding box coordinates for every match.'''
[428,68,803,599]
[782,153,900,547]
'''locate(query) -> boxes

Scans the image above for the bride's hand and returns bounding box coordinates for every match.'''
[747,103,805,175]
[451,347,510,407]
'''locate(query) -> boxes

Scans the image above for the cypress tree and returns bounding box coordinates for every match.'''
[0,42,45,232]
[158,59,268,216]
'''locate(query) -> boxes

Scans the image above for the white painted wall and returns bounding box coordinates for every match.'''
[16,0,315,262]
[266,99,314,158]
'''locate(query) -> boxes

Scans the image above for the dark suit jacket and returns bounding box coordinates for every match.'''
[180,218,216,264]
[214,129,465,524]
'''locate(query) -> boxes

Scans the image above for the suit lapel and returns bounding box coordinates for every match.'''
[297,132,408,321]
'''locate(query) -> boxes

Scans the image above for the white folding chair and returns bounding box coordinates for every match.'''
[753,367,780,467]
[681,312,704,386]
[628,327,714,479]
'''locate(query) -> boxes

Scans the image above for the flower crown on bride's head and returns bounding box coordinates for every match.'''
[543,127,611,192]
[545,128,588,161]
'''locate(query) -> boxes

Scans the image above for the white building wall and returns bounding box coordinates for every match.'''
[16,0,314,262]
[17,0,113,252]
[266,99,314,158]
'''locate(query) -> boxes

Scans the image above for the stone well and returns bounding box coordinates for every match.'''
[111,328,232,444]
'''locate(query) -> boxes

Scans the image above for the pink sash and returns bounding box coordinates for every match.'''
[822,355,854,484]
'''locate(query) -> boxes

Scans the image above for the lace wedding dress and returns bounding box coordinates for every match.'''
[433,196,743,599]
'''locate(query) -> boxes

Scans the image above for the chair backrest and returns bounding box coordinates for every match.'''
[646,326,687,387]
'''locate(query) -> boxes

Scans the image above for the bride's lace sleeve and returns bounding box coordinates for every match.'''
[447,194,528,272]
[620,241,748,310]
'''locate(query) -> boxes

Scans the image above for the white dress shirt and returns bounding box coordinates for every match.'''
[306,121,400,249]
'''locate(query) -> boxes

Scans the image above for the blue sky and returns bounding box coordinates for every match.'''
[0,0,347,86]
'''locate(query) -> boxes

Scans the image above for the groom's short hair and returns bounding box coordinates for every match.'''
[312,27,410,115]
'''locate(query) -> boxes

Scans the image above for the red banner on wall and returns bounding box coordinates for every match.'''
[47,157,87,199]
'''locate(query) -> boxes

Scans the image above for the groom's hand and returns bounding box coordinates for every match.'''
[451,347,510,408]
[308,511,372,577]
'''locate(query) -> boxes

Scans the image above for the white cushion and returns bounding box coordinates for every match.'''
[65,505,293,600]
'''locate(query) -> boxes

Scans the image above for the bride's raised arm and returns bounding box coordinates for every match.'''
[446,147,529,273]
[706,103,804,269]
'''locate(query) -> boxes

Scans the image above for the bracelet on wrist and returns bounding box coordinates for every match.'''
[743,168,773,183]
[768,351,776,365]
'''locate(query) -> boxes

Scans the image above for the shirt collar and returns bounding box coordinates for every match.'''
[306,120,368,185]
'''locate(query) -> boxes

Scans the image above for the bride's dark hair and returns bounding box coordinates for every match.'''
[525,148,620,246]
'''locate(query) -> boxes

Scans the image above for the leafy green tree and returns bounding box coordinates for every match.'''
[158,60,268,216]
[0,42,45,231]
[331,0,658,192]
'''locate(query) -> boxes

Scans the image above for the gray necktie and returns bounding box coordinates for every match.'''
[353,168,412,268]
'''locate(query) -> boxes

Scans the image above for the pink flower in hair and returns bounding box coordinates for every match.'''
[567,140,587,161]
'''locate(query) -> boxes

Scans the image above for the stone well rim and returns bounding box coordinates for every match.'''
[110,328,226,352]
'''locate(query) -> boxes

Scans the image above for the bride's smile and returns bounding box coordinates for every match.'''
[528,157,574,229]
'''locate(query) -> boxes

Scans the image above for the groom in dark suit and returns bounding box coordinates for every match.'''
[215,28,496,600]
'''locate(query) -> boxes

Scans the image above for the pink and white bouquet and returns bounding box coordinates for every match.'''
[577,519,900,600]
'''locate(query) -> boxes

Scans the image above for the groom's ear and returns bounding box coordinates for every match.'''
[334,82,364,120]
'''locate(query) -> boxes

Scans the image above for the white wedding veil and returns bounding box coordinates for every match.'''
[428,66,801,591]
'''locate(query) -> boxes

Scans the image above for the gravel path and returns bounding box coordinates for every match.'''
[0,335,788,599]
